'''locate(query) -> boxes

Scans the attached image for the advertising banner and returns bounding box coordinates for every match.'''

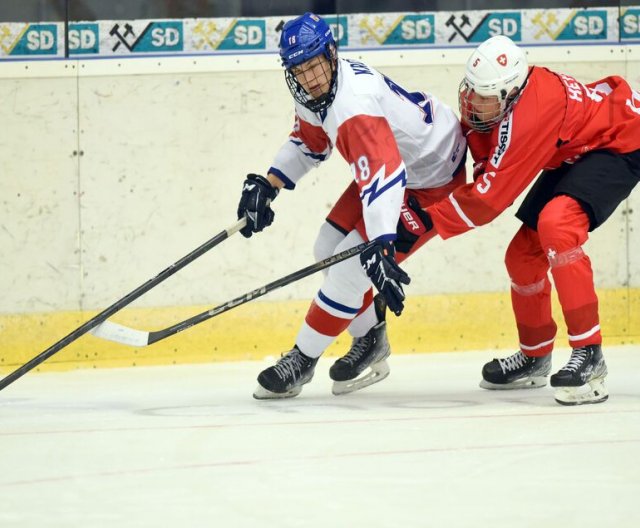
[0,7,638,60]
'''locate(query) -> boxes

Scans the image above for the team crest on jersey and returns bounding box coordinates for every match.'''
[491,113,513,168]
[496,53,507,66]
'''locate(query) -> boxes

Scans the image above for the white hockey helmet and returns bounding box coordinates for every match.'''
[459,35,529,131]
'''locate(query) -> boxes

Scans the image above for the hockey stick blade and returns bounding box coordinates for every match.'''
[0,218,246,392]
[90,320,151,347]
[91,240,376,347]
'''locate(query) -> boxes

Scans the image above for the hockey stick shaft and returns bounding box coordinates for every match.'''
[0,218,247,391]
[91,240,377,347]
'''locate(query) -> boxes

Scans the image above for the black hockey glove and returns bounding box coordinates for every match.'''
[360,240,411,316]
[237,174,279,238]
[395,195,434,254]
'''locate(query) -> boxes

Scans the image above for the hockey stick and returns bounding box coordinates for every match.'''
[91,240,376,347]
[0,218,247,392]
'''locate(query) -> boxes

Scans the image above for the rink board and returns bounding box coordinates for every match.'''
[1,287,637,372]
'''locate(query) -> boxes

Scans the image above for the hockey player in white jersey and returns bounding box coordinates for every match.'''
[237,13,466,399]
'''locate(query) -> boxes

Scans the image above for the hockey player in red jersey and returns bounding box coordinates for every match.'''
[236,13,466,399]
[421,35,640,405]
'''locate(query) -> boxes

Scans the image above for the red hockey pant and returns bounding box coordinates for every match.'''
[505,195,601,356]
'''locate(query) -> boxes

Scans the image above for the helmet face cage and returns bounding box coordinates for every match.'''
[459,35,528,132]
[279,13,338,112]
[458,78,522,132]
[284,45,337,113]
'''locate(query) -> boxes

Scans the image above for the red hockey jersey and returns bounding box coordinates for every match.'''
[428,66,640,239]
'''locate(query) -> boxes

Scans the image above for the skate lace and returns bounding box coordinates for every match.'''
[342,335,371,366]
[273,350,308,381]
[561,348,588,373]
[499,351,528,373]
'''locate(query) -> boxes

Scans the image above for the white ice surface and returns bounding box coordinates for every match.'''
[1,347,639,528]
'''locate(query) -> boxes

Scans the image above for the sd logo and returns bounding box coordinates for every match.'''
[6,23,58,55]
[68,23,99,54]
[108,21,183,53]
[620,8,640,39]
[532,9,608,41]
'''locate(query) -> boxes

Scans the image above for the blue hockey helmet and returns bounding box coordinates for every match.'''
[279,12,335,68]
[279,13,338,112]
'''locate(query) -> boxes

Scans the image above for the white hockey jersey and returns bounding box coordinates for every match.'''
[269,57,465,241]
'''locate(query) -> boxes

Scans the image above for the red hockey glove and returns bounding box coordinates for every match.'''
[395,195,434,254]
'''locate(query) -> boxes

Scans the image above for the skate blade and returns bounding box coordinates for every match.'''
[554,378,608,406]
[332,360,390,396]
[479,376,548,390]
[253,385,303,400]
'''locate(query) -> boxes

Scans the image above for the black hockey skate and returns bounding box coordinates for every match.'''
[329,294,390,395]
[253,346,318,400]
[480,350,551,390]
[550,344,608,405]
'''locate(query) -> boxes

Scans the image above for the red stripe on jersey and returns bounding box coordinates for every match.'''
[305,300,352,337]
[336,115,403,192]
[292,115,331,154]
